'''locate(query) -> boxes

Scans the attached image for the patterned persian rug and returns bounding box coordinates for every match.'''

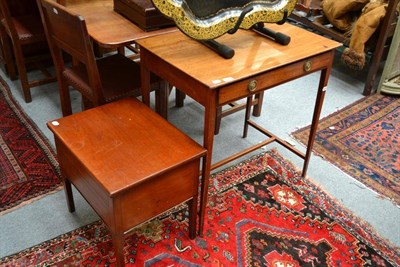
[0,76,61,215]
[292,94,400,206]
[1,150,399,266]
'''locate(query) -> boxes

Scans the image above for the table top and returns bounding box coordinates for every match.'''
[60,0,178,48]
[48,98,206,196]
[137,23,341,89]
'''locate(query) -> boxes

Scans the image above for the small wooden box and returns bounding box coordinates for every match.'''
[113,0,174,31]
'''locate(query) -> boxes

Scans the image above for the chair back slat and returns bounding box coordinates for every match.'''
[39,0,92,64]
[38,0,103,101]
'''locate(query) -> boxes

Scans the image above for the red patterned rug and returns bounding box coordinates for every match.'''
[0,76,61,215]
[1,150,399,266]
[292,94,400,206]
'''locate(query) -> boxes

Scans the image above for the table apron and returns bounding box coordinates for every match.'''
[218,51,334,106]
[141,50,210,105]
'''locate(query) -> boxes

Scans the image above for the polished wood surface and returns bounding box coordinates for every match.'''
[138,23,339,90]
[138,23,340,236]
[58,0,177,48]
[48,98,206,266]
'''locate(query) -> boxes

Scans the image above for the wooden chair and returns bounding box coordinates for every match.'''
[289,0,399,96]
[0,0,56,102]
[37,0,164,116]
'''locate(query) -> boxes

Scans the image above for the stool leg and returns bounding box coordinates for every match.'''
[188,196,198,239]
[63,177,75,212]
[243,96,253,138]
[112,233,125,267]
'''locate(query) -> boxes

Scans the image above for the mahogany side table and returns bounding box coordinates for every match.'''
[137,23,340,236]
[48,98,206,266]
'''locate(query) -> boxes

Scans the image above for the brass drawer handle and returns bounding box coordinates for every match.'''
[304,60,312,72]
[248,80,257,92]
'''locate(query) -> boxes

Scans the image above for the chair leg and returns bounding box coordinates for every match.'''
[93,42,104,58]
[12,42,32,102]
[215,92,264,135]
[175,88,185,107]
[59,80,73,116]
[363,55,379,96]
[175,89,262,135]
[252,92,264,116]
[81,96,94,111]
[0,31,17,80]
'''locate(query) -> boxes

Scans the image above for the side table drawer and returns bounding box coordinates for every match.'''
[218,51,334,105]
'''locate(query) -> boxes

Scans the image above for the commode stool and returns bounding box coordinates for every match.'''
[47,98,206,266]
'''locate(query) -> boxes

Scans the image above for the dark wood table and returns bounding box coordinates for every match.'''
[137,23,341,235]
[58,0,177,49]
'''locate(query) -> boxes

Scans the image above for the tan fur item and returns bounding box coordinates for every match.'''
[321,0,370,31]
[341,2,387,70]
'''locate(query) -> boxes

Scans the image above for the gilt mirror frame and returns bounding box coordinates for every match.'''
[151,0,298,40]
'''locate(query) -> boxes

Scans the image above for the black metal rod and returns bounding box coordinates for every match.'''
[252,22,291,45]
[199,39,235,59]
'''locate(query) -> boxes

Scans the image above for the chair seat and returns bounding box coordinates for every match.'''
[97,54,143,101]
[5,15,46,43]
[63,53,142,102]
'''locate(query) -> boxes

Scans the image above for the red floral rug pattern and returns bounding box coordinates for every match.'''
[0,76,61,215]
[1,150,399,266]
[291,94,400,206]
